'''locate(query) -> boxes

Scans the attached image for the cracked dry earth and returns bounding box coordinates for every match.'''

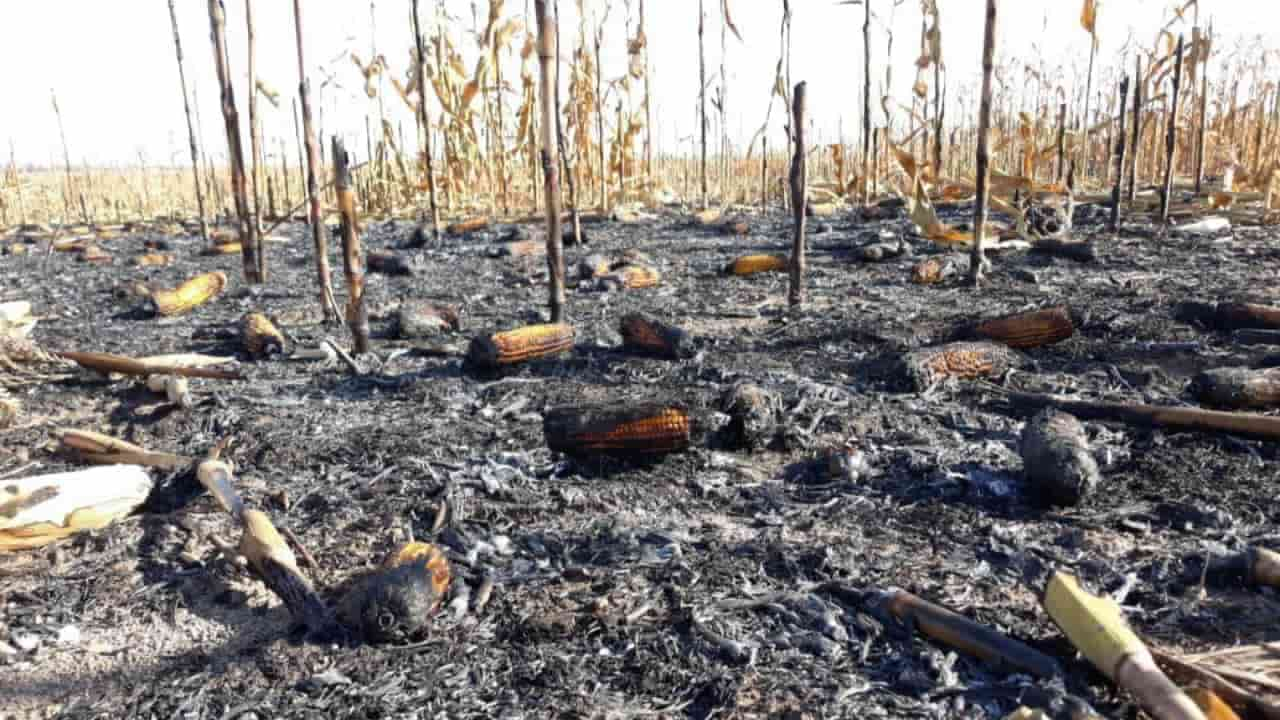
[0,201,1278,719]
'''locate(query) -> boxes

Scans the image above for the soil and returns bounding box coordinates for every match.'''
[1,201,1278,719]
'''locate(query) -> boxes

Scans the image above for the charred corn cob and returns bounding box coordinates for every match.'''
[241,312,285,359]
[466,323,575,371]
[202,241,243,255]
[447,216,489,235]
[725,254,789,276]
[132,253,173,267]
[896,341,1024,392]
[911,257,955,285]
[966,306,1076,349]
[336,541,451,642]
[494,239,546,258]
[145,271,227,317]
[603,264,660,290]
[544,402,691,455]
[394,303,460,339]
[384,541,452,604]
[619,313,694,360]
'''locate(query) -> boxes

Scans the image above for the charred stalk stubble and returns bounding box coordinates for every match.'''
[969,0,997,286]
[788,82,807,308]
[535,0,566,323]
[1160,35,1185,224]
[207,0,261,284]
[166,0,210,248]
[411,0,440,242]
[292,0,339,322]
[331,138,370,355]
[1110,76,1130,233]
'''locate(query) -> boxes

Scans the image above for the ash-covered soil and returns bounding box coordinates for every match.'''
[1,202,1278,719]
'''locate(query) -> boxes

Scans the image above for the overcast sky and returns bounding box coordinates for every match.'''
[2,1,1276,168]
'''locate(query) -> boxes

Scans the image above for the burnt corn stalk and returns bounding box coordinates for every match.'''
[861,0,871,204]
[698,0,708,210]
[1160,35,1185,223]
[166,0,210,247]
[788,82,808,308]
[411,0,441,243]
[207,0,261,284]
[534,0,566,323]
[1194,24,1212,195]
[970,0,998,286]
[1055,103,1067,183]
[245,0,265,278]
[1128,54,1142,203]
[1110,76,1130,233]
[552,0,582,247]
[331,137,370,354]
[291,0,340,323]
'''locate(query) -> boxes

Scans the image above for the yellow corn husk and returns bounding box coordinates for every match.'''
[52,238,87,252]
[202,242,243,255]
[77,245,111,263]
[241,312,285,359]
[692,208,723,225]
[147,271,227,317]
[969,306,1076,350]
[1186,689,1242,720]
[466,323,576,369]
[725,254,789,276]
[544,403,691,454]
[383,541,452,608]
[607,264,660,289]
[132,253,173,267]
[447,216,489,235]
[807,202,839,217]
[6,242,29,256]
[0,465,154,551]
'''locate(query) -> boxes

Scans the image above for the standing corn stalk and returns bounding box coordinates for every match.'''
[861,0,871,205]
[332,138,370,355]
[553,0,582,247]
[698,0,708,209]
[291,0,339,322]
[1160,34,1185,224]
[594,10,608,213]
[969,0,997,287]
[166,0,210,248]
[1127,54,1142,203]
[1194,23,1212,195]
[50,92,75,223]
[535,0,566,323]
[207,0,262,284]
[245,0,265,279]
[640,0,652,179]
[1080,0,1098,181]
[411,0,441,243]
[1109,75,1130,233]
[788,82,807,309]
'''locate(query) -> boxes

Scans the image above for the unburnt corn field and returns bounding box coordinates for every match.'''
[1,198,1279,719]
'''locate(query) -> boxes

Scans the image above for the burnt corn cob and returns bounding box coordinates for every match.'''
[725,254,788,276]
[494,238,546,258]
[466,323,575,371]
[242,312,285,359]
[544,402,691,455]
[619,313,694,359]
[131,253,173,267]
[896,341,1024,392]
[77,245,111,263]
[202,242,243,255]
[447,217,489,235]
[394,302,461,339]
[146,271,227,317]
[337,541,451,642]
[966,306,1075,349]
[911,257,954,285]
[604,264,660,290]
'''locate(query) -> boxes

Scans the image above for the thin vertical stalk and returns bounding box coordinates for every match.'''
[411,0,441,242]
[1082,35,1097,182]
[698,0,708,209]
[1110,75,1130,233]
[1160,35,1184,223]
[534,0,566,323]
[970,0,997,287]
[292,0,339,322]
[332,138,369,355]
[1128,54,1143,203]
[861,0,871,205]
[553,0,581,247]
[1194,24,1211,194]
[788,82,807,309]
[167,0,210,247]
[245,0,265,279]
[640,0,652,180]
[50,92,75,223]
[207,0,261,284]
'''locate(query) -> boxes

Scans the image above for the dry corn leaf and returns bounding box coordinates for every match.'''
[722,0,744,43]
[1080,0,1099,46]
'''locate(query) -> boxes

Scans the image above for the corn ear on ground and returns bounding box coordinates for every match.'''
[146,271,227,317]
[602,264,660,290]
[241,312,286,359]
[466,323,576,371]
[896,341,1025,392]
[202,242,243,256]
[447,217,489,235]
[544,402,691,455]
[131,253,173,267]
[967,306,1075,349]
[336,541,451,642]
[725,254,789,276]
[619,313,693,359]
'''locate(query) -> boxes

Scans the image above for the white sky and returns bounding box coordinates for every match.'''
[2,0,1277,168]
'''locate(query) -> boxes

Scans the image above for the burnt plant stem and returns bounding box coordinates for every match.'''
[50,92,75,223]
[245,0,266,279]
[788,82,807,308]
[698,0,708,209]
[1128,54,1143,204]
[535,0,566,323]
[861,0,871,204]
[1055,102,1067,183]
[411,0,441,242]
[207,0,261,284]
[166,0,210,247]
[1160,35,1185,223]
[552,0,581,247]
[331,137,369,354]
[1110,76,1130,233]
[291,0,340,322]
[970,0,997,287]
[1194,23,1211,195]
